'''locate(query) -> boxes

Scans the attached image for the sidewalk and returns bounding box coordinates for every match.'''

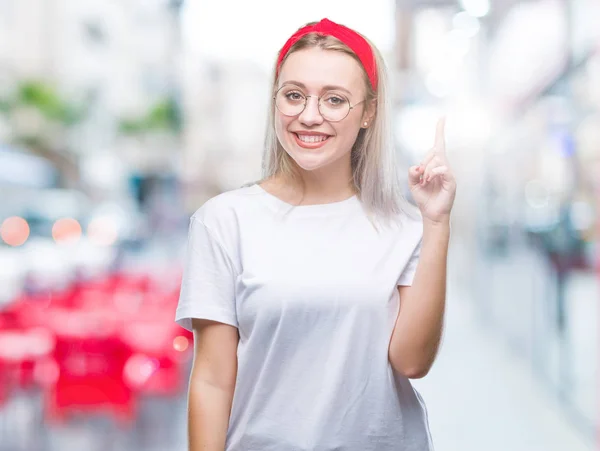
[413,286,595,451]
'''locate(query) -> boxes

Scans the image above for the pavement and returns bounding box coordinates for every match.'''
[413,278,596,451]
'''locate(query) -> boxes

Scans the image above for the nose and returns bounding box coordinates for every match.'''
[298,96,324,126]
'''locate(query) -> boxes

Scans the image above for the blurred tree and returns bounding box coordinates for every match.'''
[117,95,183,213]
[17,82,82,124]
[118,96,182,136]
[0,80,88,188]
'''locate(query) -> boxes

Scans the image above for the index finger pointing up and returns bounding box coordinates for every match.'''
[434,116,446,153]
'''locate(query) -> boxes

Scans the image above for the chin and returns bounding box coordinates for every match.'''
[290,155,326,171]
[289,151,340,173]
[284,143,328,170]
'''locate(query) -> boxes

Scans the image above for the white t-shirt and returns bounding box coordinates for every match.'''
[176,183,434,451]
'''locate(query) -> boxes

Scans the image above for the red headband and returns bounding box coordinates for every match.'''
[276,18,378,90]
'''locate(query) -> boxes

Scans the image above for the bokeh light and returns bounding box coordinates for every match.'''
[173,335,189,352]
[87,217,119,246]
[123,354,159,388]
[52,218,82,243]
[1,216,30,246]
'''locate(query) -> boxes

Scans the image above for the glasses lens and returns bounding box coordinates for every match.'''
[275,88,305,116]
[274,88,351,121]
[319,93,350,122]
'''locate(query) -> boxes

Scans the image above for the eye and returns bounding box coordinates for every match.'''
[285,91,305,102]
[324,95,347,107]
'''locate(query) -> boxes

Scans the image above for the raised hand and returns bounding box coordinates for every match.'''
[407,117,456,225]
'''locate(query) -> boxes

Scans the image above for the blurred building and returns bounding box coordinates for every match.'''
[393,0,600,437]
[0,0,184,195]
[180,58,266,210]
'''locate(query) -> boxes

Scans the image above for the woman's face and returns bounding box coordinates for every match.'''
[275,47,373,174]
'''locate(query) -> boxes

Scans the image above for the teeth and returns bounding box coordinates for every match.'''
[297,134,328,143]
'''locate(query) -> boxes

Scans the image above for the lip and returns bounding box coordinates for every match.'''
[291,131,332,149]
[293,131,331,137]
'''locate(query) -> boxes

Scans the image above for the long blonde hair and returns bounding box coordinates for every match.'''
[246,22,415,227]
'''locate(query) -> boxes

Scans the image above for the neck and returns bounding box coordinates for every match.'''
[268,160,356,205]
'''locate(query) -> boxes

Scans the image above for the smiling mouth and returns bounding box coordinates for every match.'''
[293,133,330,143]
[292,133,331,149]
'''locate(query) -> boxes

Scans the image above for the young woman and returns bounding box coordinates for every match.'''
[176,18,456,451]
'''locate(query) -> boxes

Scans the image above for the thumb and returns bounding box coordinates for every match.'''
[407,165,422,186]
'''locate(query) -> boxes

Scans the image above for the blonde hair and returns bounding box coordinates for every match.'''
[246,21,415,228]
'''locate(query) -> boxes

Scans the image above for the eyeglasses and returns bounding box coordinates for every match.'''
[274,86,366,122]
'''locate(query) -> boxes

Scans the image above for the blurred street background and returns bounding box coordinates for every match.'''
[0,0,598,450]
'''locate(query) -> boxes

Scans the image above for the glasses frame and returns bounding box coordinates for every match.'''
[273,86,366,122]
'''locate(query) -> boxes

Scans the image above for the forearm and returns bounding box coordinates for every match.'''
[389,218,450,378]
[188,378,234,451]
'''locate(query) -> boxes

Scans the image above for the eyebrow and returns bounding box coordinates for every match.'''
[280,80,353,96]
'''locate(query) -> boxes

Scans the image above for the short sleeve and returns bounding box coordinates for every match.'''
[175,216,238,331]
[396,238,422,287]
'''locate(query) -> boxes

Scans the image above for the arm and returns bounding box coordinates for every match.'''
[388,218,450,379]
[188,318,239,451]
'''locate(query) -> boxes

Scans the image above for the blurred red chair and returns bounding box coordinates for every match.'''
[120,315,190,396]
[0,265,191,423]
[43,308,135,425]
[0,326,55,392]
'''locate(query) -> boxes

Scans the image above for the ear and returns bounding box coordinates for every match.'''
[361,99,377,128]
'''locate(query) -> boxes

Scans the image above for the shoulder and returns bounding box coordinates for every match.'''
[190,183,259,230]
[186,184,261,262]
